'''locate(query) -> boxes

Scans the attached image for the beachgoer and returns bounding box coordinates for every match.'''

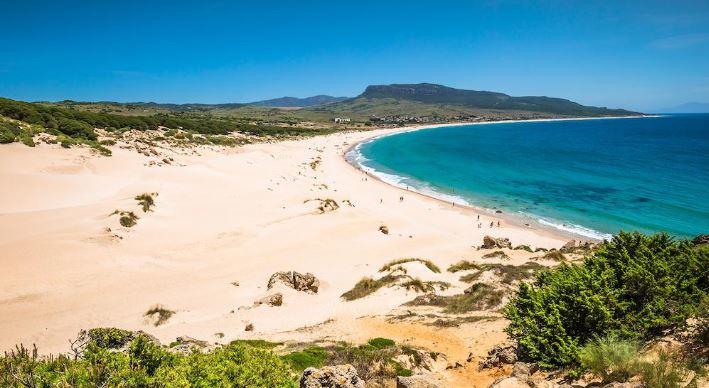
[490,222,494,228]
[497,221,501,227]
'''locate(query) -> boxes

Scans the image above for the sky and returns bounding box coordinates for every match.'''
[1,1,708,112]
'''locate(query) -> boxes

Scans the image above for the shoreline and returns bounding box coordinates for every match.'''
[341,115,656,242]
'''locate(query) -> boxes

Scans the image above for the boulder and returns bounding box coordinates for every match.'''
[300,364,364,388]
[254,292,283,307]
[692,234,709,245]
[512,362,538,378]
[489,377,531,388]
[479,345,518,369]
[482,236,512,249]
[396,375,441,388]
[244,323,254,331]
[268,271,320,294]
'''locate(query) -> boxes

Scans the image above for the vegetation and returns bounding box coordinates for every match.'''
[340,275,402,301]
[406,283,506,313]
[578,336,641,383]
[144,305,175,326]
[304,198,339,213]
[379,258,441,273]
[458,262,545,285]
[398,278,450,293]
[281,346,328,371]
[481,250,510,260]
[505,232,709,368]
[112,210,139,228]
[367,338,395,349]
[135,192,158,212]
[447,260,482,273]
[0,335,296,387]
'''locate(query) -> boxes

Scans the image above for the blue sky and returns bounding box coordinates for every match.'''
[1,1,708,112]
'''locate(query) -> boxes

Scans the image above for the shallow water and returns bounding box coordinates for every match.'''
[350,115,709,239]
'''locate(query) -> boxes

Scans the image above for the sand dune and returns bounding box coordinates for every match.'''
[0,127,568,377]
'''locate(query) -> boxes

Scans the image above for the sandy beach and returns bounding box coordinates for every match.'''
[0,125,571,385]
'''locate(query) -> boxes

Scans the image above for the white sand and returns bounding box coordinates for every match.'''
[0,127,568,358]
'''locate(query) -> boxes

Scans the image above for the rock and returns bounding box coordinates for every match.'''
[254,292,283,307]
[170,336,215,354]
[602,383,643,388]
[482,235,512,249]
[445,361,463,369]
[300,364,364,388]
[379,225,389,235]
[512,362,538,378]
[396,375,441,388]
[479,345,518,369]
[692,234,709,245]
[244,323,254,331]
[489,377,531,388]
[268,271,320,294]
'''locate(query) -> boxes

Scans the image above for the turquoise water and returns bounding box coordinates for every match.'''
[349,115,709,239]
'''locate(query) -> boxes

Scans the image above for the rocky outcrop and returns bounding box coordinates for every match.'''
[482,236,512,249]
[396,375,441,388]
[479,345,517,369]
[254,292,283,307]
[300,364,364,388]
[268,271,320,294]
[692,234,709,245]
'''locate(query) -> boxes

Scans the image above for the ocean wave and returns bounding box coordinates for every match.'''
[346,145,471,207]
[537,218,612,241]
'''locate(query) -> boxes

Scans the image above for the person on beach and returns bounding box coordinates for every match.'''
[497,221,501,227]
[400,196,404,202]
[490,221,494,228]
[477,214,480,220]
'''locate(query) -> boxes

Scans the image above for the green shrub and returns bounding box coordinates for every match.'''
[86,327,133,349]
[505,232,709,368]
[281,346,328,371]
[368,338,395,349]
[578,336,640,383]
[0,338,296,387]
[0,121,20,143]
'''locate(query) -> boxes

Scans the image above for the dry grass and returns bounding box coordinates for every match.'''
[135,192,158,212]
[447,260,482,273]
[459,262,545,285]
[341,275,403,301]
[144,305,175,326]
[481,250,510,260]
[398,278,450,293]
[379,258,441,274]
[405,283,506,313]
[304,198,339,213]
[543,250,566,261]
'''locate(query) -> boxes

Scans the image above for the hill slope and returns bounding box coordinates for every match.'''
[315,83,640,118]
[249,95,348,108]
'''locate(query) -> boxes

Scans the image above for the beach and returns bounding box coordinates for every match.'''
[0,125,570,385]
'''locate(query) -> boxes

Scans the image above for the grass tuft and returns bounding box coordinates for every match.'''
[144,305,175,326]
[379,258,441,273]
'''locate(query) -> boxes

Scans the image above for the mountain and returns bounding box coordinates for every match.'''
[338,83,640,117]
[249,95,348,108]
[660,102,709,113]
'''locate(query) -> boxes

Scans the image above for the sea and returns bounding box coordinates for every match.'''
[347,114,709,240]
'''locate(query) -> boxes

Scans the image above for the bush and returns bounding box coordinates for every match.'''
[0,338,297,387]
[368,338,395,349]
[578,336,640,383]
[281,346,328,371]
[505,232,709,368]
